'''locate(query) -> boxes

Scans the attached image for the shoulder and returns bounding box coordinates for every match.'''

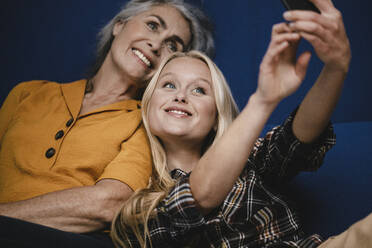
[10,80,59,97]
[9,79,86,102]
[3,80,59,105]
[14,80,60,89]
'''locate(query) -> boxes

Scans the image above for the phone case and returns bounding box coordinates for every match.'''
[280,0,320,13]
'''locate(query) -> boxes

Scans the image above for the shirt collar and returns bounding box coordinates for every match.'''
[61,79,142,118]
[60,79,86,119]
[170,168,188,179]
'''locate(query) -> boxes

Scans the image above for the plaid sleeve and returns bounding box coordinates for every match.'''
[249,108,336,183]
[281,234,324,248]
[146,175,205,246]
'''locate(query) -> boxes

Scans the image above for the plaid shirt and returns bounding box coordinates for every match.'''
[126,111,336,248]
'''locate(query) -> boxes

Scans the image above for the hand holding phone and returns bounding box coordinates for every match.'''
[280,0,320,13]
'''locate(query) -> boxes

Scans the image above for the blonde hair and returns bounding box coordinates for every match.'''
[111,51,239,248]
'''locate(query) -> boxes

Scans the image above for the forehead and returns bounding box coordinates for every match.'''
[160,57,211,82]
[135,5,191,47]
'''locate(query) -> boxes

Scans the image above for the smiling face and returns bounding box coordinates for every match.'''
[108,5,191,87]
[147,56,217,147]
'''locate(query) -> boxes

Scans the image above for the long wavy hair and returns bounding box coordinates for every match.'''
[111,51,239,248]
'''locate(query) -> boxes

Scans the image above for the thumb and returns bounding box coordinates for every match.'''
[296,51,312,81]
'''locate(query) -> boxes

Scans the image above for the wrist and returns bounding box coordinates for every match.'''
[249,92,280,112]
[241,93,278,123]
[325,49,351,75]
[324,62,350,76]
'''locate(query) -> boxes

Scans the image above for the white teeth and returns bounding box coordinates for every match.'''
[133,49,151,67]
[169,110,188,116]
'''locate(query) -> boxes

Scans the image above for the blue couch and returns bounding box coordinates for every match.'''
[286,121,372,239]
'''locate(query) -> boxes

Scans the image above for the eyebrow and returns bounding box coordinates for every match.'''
[150,15,167,29]
[150,15,186,50]
[159,72,212,86]
[197,78,212,86]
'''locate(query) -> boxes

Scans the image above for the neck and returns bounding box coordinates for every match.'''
[87,55,142,101]
[162,139,203,173]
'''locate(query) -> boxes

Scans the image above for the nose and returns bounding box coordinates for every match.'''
[147,40,161,57]
[174,92,188,104]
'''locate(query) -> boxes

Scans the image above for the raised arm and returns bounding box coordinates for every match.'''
[284,0,351,143]
[190,23,311,213]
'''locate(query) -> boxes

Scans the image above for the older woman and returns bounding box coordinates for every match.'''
[111,0,353,247]
[0,0,213,247]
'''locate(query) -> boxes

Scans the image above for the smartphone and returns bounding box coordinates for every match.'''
[281,0,320,13]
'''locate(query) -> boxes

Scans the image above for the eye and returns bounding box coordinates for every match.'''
[166,40,178,53]
[147,21,158,31]
[163,82,176,89]
[192,87,206,95]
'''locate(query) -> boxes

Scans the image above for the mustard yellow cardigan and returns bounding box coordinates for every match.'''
[0,80,151,202]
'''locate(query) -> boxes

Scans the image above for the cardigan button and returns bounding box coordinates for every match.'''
[66,118,74,127]
[55,130,64,140]
[45,148,56,158]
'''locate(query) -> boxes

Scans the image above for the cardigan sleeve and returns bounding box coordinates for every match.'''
[97,123,152,191]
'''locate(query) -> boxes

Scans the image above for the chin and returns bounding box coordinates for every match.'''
[153,129,188,141]
[164,129,189,137]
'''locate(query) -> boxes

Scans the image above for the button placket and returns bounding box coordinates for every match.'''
[66,118,74,127]
[45,118,74,160]
[45,148,56,158]
[55,130,64,140]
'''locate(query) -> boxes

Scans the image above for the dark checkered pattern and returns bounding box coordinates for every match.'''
[125,112,336,247]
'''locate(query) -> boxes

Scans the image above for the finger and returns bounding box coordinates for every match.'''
[264,32,301,66]
[272,32,301,45]
[289,21,327,43]
[283,11,335,30]
[308,0,336,13]
[296,51,312,81]
[298,31,326,50]
[264,41,289,63]
[272,23,291,36]
[263,41,290,66]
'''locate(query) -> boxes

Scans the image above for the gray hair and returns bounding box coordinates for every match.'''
[87,0,214,79]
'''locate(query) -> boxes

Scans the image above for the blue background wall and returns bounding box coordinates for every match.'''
[1,0,371,125]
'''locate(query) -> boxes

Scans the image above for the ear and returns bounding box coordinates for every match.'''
[213,117,218,132]
[113,21,125,36]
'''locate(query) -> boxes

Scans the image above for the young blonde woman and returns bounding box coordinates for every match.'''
[111,0,365,247]
[110,20,349,248]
